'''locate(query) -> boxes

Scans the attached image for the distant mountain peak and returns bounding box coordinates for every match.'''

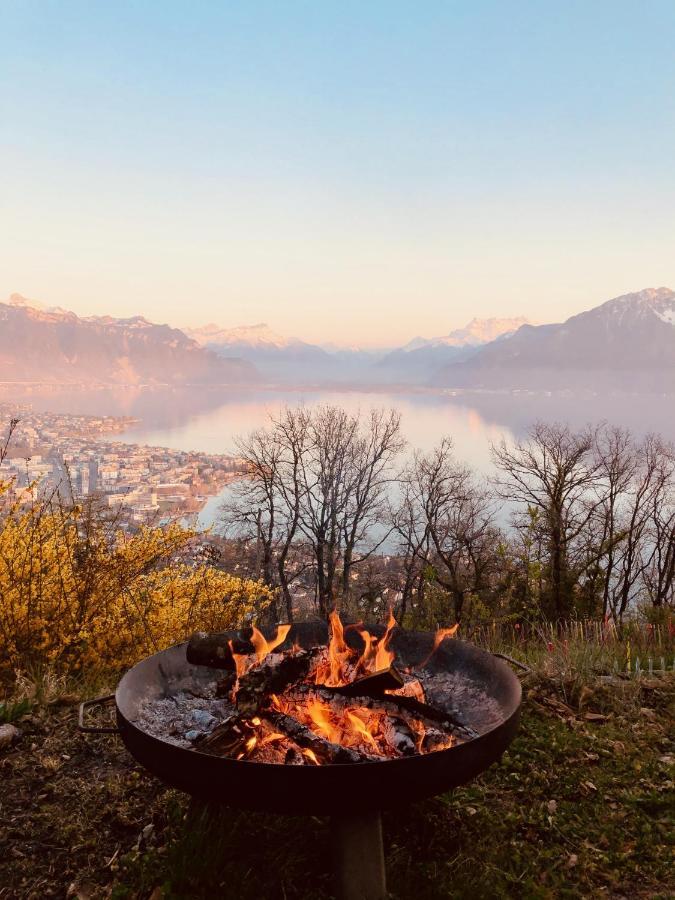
[595,287,675,317]
[401,316,531,352]
[8,292,43,309]
[433,287,675,392]
[186,322,295,349]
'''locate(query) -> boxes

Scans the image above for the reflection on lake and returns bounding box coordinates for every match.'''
[3,384,673,530]
[2,385,674,470]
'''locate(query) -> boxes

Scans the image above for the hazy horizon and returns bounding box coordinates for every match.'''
[2,3,675,347]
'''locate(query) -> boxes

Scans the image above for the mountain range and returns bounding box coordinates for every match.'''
[2,288,674,391]
[375,317,530,385]
[0,295,256,385]
[433,288,675,392]
[185,316,529,385]
[184,322,338,384]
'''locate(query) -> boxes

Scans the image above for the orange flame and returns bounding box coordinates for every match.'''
[307,699,339,744]
[387,678,426,703]
[229,640,249,678]
[313,610,399,687]
[345,711,379,752]
[250,623,292,663]
[230,624,292,679]
[302,748,319,765]
[419,623,459,668]
[374,611,397,670]
[259,732,285,747]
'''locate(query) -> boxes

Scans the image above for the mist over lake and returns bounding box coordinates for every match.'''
[3,385,674,464]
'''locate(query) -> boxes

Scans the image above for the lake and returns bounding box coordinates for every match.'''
[2,384,674,527]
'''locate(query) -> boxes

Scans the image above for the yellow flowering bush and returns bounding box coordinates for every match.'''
[0,482,272,680]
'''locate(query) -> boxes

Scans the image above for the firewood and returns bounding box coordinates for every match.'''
[186,631,252,670]
[263,710,372,765]
[381,694,479,739]
[329,665,405,698]
[285,683,477,741]
[284,747,306,765]
[215,671,237,698]
[380,717,417,756]
[194,715,253,757]
[236,648,323,715]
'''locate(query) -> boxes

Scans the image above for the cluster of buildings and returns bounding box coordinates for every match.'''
[0,404,244,527]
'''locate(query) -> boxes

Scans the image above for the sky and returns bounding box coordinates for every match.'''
[1,2,674,348]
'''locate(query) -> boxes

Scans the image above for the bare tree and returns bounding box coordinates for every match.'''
[226,408,310,621]
[396,440,500,622]
[390,474,432,624]
[338,409,405,599]
[492,423,604,619]
[587,431,674,620]
[226,405,404,620]
[642,440,675,610]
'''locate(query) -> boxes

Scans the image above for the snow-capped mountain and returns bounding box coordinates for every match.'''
[0,295,259,385]
[433,288,675,391]
[377,317,531,385]
[185,322,294,350]
[401,316,530,352]
[185,321,337,384]
[184,315,534,386]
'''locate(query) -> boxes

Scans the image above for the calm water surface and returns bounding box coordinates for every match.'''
[3,385,674,527]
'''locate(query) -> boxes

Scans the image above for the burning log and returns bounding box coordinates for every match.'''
[329,666,405,698]
[186,623,293,672]
[284,747,306,765]
[264,710,373,765]
[380,717,417,756]
[186,631,252,670]
[195,715,255,757]
[383,694,479,740]
[236,648,322,715]
[285,683,478,741]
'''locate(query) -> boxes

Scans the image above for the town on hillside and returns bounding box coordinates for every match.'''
[0,404,244,527]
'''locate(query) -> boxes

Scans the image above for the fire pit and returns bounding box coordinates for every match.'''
[80,617,523,899]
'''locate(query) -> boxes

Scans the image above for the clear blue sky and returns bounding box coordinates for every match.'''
[1,1,674,346]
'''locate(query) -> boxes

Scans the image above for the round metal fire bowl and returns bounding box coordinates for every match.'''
[115,622,522,816]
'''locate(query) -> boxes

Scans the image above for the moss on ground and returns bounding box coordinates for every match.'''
[1,674,673,899]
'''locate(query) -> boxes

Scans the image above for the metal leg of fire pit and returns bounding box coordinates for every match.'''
[330,811,387,900]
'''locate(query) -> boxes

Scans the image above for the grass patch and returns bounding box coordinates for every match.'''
[2,668,670,899]
[0,697,31,724]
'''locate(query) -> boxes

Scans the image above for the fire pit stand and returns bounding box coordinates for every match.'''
[79,623,523,899]
[331,811,387,900]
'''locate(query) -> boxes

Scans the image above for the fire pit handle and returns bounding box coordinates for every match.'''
[492,653,531,675]
[77,694,120,734]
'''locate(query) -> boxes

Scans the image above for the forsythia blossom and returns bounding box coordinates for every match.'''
[0,481,272,678]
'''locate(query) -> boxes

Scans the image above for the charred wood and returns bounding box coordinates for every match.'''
[186,631,252,670]
[264,710,373,765]
[329,666,405,698]
[194,715,253,757]
[236,648,323,715]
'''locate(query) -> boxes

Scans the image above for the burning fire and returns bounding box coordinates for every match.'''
[419,623,459,668]
[229,623,292,677]
[226,611,460,764]
[311,609,400,688]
